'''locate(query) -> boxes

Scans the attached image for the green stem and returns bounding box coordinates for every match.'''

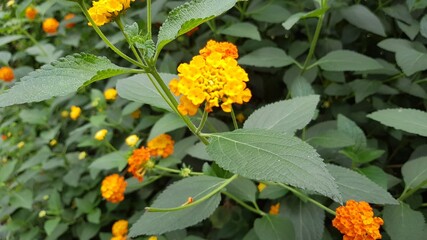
[104,141,117,152]
[154,165,204,176]
[147,0,152,39]
[196,109,208,134]
[301,4,326,73]
[278,183,336,215]
[222,191,266,216]
[230,106,239,130]
[78,2,145,69]
[146,174,238,212]
[398,179,427,201]
[115,17,145,65]
[21,29,48,56]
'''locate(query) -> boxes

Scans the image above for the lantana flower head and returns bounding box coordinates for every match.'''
[112,219,128,238]
[25,6,38,20]
[94,129,108,141]
[43,18,59,34]
[127,147,151,181]
[0,66,14,82]
[169,40,251,115]
[100,174,127,203]
[88,0,135,26]
[332,200,384,240]
[147,134,174,158]
[64,13,76,28]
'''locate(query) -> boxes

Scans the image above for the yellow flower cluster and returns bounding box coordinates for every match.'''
[94,129,108,141]
[88,0,135,26]
[101,174,127,203]
[111,220,128,240]
[169,40,251,115]
[70,106,81,120]
[332,200,384,240]
[127,147,151,182]
[104,88,118,101]
[125,134,139,147]
[147,134,174,158]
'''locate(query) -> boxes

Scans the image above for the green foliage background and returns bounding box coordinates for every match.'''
[1,0,427,239]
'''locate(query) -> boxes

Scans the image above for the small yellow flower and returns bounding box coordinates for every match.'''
[269,203,280,215]
[125,134,139,147]
[78,151,87,160]
[49,139,57,146]
[104,88,118,101]
[17,141,25,149]
[61,110,69,118]
[38,210,46,218]
[94,129,108,141]
[236,113,245,123]
[257,183,267,192]
[43,195,49,201]
[100,174,127,203]
[112,219,128,237]
[70,106,81,120]
[148,236,158,240]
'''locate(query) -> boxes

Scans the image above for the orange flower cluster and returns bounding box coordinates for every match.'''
[169,40,251,115]
[111,220,128,240]
[43,18,59,34]
[269,203,280,215]
[147,134,175,158]
[25,6,38,20]
[88,0,135,26]
[100,174,127,203]
[332,200,384,240]
[0,66,14,82]
[64,13,76,29]
[127,147,151,182]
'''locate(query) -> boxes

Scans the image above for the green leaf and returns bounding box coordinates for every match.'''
[44,218,61,236]
[156,0,237,54]
[282,13,307,30]
[326,164,398,204]
[220,22,261,40]
[317,50,382,71]
[383,203,426,240]
[420,15,427,38]
[116,73,177,111]
[377,38,413,53]
[18,146,51,172]
[87,208,101,224]
[284,197,325,240]
[368,108,427,137]
[89,151,128,171]
[225,177,257,202]
[187,142,212,161]
[19,108,49,125]
[251,4,291,23]
[129,176,224,236]
[11,189,33,209]
[0,53,128,107]
[0,160,17,182]
[402,156,427,190]
[239,47,295,68]
[396,48,427,76]
[244,95,320,134]
[148,113,186,140]
[340,4,386,36]
[337,115,367,150]
[63,167,85,187]
[340,147,385,164]
[207,129,342,203]
[359,166,388,190]
[259,184,288,199]
[254,215,295,240]
[287,76,315,98]
[307,130,355,148]
[349,79,382,103]
[0,35,25,46]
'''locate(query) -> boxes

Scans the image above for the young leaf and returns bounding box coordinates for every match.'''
[148,113,186,140]
[220,22,261,40]
[129,176,225,237]
[368,108,427,137]
[383,203,426,240]
[207,129,342,203]
[116,73,178,111]
[402,156,427,190]
[326,164,398,205]
[316,50,383,71]
[0,53,132,107]
[283,197,325,240]
[254,215,295,240]
[156,0,237,54]
[244,95,320,134]
[340,4,386,36]
[239,47,295,68]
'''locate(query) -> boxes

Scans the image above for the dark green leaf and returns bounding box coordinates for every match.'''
[402,156,427,190]
[225,177,257,202]
[239,47,295,68]
[220,22,261,40]
[254,215,295,240]
[148,113,186,140]
[340,4,386,36]
[317,50,382,71]
[383,203,425,240]
[89,151,128,171]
